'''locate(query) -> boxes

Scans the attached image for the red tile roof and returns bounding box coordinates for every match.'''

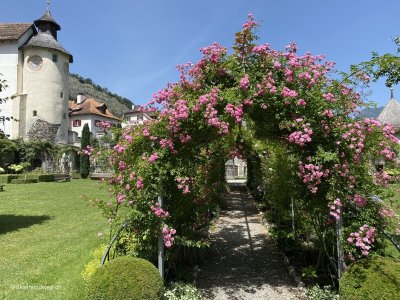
[0,23,35,41]
[69,98,120,121]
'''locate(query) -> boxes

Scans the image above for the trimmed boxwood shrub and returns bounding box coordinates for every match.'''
[38,174,55,182]
[0,175,20,183]
[86,256,164,300]
[340,256,400,299]
[23,175,39,181]
[11,179,38,184]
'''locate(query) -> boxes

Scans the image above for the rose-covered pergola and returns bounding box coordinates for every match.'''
[89,15,399,281]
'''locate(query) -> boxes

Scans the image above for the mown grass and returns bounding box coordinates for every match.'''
[381,183,400,259]
[0,179,110,300]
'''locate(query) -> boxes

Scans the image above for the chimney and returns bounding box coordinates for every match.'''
[390,87,394,99]
[132,104,135,110]
[77,93,86,104]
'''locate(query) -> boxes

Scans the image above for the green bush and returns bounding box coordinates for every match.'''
[38,174,55,182]
[11,179,38,184]
[86,256,164,300]
[0,174,20,183]
[340,256,400,299]
[306,285,338,300]
[80,124,90,179]
[72,170,81,179]
[23,174,39,181]
[81,244,107,282]
[164,282,203,300]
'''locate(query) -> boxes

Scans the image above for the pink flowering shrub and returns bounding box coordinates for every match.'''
[89,14,399,275]
[347,225,377,258]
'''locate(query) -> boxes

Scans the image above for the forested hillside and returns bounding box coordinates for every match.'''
[69,74,133,117]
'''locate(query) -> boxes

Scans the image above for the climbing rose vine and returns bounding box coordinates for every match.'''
[90,14,399,273]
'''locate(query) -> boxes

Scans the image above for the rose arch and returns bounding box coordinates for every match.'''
[89,15,399,282]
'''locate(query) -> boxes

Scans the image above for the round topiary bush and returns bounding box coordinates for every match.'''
[340,256,400,299]
[86,256,164,300]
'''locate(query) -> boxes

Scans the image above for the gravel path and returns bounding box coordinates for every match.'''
[197,187,300,300]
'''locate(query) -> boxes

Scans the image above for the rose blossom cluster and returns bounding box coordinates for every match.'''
[177,177,191,194]
[328,198,342,220]
[162,226,176,248]
[347,225,376,256]
[82,145,94,156]
[298,161,330,193]
[239,74,250,90]
[374,170,391,188]
[288,119,313,147]
[99,120,111,130]
[225,103,244,123]
[379,206,395,218]
[351,194,367,208]
[150,202,169,219]
[281,87,298,98]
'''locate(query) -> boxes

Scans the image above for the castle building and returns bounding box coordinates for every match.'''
[0,7,73,144]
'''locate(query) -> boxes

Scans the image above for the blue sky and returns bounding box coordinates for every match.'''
[1,0,399,107]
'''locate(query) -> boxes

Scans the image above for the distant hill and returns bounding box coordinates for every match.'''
[69,74,133,117]
[359,106,384,119]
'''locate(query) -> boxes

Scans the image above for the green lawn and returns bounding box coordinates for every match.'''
[0,179,110,300]
[381,183,400,259]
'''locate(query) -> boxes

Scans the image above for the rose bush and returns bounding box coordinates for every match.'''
[89,15,399,281]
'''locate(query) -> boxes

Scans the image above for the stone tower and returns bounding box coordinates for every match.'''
[16,8,73,144]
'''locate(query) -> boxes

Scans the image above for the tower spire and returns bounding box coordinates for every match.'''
[46,0,51,11]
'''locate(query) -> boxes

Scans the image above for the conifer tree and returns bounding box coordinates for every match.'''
[80,123,90,178]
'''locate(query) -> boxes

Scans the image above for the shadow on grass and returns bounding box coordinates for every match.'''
[0,214,51,234]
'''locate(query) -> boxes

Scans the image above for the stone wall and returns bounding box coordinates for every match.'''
[27,119,60,142]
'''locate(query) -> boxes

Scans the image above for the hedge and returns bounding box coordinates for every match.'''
[0,175,20,183]
[11,179,38,184]
[340,256,400,299]
[38,174,55,182]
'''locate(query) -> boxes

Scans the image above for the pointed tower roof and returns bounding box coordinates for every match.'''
[34,10,61,31]
[20,5,73,63]
[377,88,400,129]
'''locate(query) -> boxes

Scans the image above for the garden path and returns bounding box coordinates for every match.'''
[196,185,301,300]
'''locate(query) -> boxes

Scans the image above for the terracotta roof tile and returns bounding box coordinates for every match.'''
[69,98,120,121]
[0,23,35,41]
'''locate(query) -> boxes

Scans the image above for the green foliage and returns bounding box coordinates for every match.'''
[8,162,30,174]
[14,139,55,166]
[339,256,400,299]
[351,36,400,87]
[11,178,38,184]
[86,256,164,300]
[90,16,399,287]
[71,73,132,109]
[0,75,13,132]
[0,174,20,183]
[81,244,107,282]
[72,170,81,179]
[80,124,91,179]
[164,282,203,300]
[306,285,338,300]
[38,174,55,182]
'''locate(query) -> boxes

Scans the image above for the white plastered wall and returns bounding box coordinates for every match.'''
[23,47,70,144]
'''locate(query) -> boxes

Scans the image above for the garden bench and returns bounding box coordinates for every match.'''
[0,184,4,191]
